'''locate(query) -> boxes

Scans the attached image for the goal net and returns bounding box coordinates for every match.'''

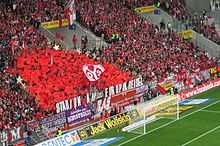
[122,95,179,135]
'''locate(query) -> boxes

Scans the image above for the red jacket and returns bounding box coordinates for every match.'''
[72,37,78,43]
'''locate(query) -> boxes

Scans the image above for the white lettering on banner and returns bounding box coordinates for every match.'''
[10,127,22,141]
[56,77,142,113]
[86,93,92,103]
[77,96,81,107]
[122,82,128,91]
[0,131,7,143]
[96,97,111,112]
[109,86,115,97]
[128,80,134,89]
[105,87,109,98]
[0,126,25,143]
[56,96,80,113]
[104,77,143,98]
[68,110,92,121]
[35,131,80,146]
[177,78,220,100]
[116,84,123,94]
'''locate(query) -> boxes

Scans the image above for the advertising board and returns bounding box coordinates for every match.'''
[77,110,140,139]
[177,78,220,100]
[35,131,80,146]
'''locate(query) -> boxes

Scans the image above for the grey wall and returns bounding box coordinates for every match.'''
[185,0,211,14]
[191,30,220,58]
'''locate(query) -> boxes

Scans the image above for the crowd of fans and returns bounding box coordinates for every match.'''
[0,0,68,131]
[75,0,218,82]
[125,0,220,44]
[161,0,220,44]
[0,0,220,134]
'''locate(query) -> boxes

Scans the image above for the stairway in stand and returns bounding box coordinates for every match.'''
[215,24,220,36]
[28,130,49,145]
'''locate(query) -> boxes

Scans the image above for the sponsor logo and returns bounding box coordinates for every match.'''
[104,114,130,129]
[87,114,130,135]
[70,131,80,142]
[155,112,177,116]
[35,130,80,146]
[89,122,106,135]
[77,111,136,139]
[73,137,123,146]
[166,106,194,111]
[177,78,220,100]
[77,129,87,139]
[61,19,69,27]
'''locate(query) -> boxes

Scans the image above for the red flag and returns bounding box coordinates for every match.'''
[64,0,76,25]
[158,84,167,95]
[10,40,19,55]
[64,7,70,16]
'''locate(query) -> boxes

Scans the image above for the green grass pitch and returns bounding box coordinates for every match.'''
[89,86,220,146]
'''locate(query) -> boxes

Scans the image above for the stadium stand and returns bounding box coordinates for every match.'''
[0,0,220,145]
[126,0,220,44]
[75,0,218,82]
[0,0,68,131]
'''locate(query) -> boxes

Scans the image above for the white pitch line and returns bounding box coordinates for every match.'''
[127,130,144,135]
[181,125,220,146]
[117,99,220,146]
[200,109,220,114]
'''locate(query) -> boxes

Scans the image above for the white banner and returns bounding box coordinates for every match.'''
[35,131,80,146]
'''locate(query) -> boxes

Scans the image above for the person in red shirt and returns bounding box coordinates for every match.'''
[72,35,78,49]
[104,109,110,118]
[99,113,106,121]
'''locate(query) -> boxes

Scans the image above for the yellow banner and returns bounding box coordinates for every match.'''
[135,5,155,13]
[161,82,173,90]
[61,19,69,27]
[179,30,192,39]
[137,95,177,117]
[41,19,69,28]
[41,20,60,29]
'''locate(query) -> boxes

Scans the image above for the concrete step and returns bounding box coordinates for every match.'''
[215,24,220,31]
[29,130,49,145]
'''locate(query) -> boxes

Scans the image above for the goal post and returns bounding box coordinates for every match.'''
[122,95,180,134]
[142,95,179,134]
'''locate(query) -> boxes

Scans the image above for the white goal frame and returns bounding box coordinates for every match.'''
[122,95,180,134]
[142,96,179,134]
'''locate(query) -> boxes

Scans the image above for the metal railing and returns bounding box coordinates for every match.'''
[39,26,72,50]
[142,7,220,58]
